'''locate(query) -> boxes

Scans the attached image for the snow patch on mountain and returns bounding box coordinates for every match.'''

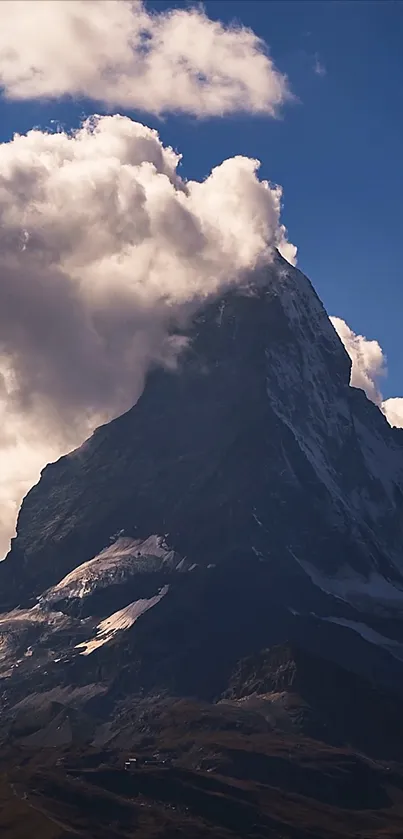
[75,585,169,656]
[0,605,71,675]
[291,551,403,610]
[320,616,403,662]
[354,418,403,511]
[40,536,181,605]
[0,604,67,627]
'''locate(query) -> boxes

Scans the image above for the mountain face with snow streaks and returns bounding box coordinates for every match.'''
[1,253,403,710]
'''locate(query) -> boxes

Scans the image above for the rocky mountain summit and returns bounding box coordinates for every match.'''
[1,254,403,837]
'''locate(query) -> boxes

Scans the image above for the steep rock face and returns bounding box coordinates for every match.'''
[223,642,403,760]
[1,254,403,704]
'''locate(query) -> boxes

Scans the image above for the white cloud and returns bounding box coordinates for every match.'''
[330,317,386,406]
[0,114,296,558]
[0,0,291,118]
[330,317,403,429]
[382,398,403,430]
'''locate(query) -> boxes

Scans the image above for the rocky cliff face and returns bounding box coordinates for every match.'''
[1,254,403,713]
[223,642,403,760]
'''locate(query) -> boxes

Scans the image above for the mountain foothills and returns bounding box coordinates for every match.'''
[1,253,403,838]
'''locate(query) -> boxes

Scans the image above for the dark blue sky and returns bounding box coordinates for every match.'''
[0,0,401,395]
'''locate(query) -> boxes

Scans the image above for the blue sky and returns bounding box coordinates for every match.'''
[0,0,401,396]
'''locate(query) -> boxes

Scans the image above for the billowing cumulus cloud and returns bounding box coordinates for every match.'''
[0,0,290,118]
[330,317,403,429]
[0,114,296,558]
[330,317,386,406]
[382,398,403,429]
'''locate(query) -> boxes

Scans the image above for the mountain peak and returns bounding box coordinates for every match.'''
[1,258,403,705]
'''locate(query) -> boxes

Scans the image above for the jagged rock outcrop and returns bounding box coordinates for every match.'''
[223,642,403,759]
